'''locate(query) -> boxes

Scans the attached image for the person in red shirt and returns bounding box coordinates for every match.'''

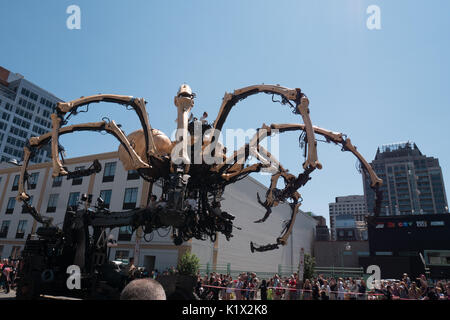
[2,259,12,294]
[274,282,284,300]
[0,259,5,291]
[288,275,297,300]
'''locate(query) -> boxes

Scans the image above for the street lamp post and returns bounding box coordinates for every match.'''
[341,242,352,269]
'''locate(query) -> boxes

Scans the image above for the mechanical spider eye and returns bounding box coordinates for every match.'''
[178,92,192,98]
[178,92,195,99]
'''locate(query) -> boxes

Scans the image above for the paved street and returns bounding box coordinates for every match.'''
[0,289,16,300]
[0,289,81,300]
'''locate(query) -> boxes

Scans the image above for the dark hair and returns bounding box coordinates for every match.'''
[120,279,166,300]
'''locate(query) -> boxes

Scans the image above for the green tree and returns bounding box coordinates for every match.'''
[303,253,315,280]
[177,252,200,276]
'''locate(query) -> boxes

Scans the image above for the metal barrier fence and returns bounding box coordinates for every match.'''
[199,263,277,279]
[314,266,365,279]
[199,264,364,280]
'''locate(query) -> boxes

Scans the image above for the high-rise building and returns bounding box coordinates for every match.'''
[329,195,368,241]
[363,141,448,216]
[0,66,62,164]
[313,215,330,241]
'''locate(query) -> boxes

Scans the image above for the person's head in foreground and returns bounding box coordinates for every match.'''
[120,279,166,300]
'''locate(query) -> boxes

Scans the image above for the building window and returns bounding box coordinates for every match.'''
[2,112,10,121]
[123,188,138,210]
[127,170,140,180]
[22,196,33,213]
[6,197,16,214]
[10,246,21,259]
[72,166,85,185]
[67,192,80,210]
[12,174,20,191]
[52,175,63,187]
[47,194,59,213]
[118,226,133,241]
[99,190,112,209]
[115,250,130,263]
[16,220,27,239]
[28,172,39,189]
[0,221,10,238]
[103,162,116,183]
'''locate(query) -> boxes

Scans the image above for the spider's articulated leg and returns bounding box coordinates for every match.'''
[209,85,321,171]
[215,123,311,224]
[254,168,296,223]
[47,120,150,177]
[248,123,383,252]
[50,113,67,176]
[270,123,383,188]
[16,121,152,221]
[221,163,267,181]
[219,122,382,252]
[250,200,302,253]
[50,94,159,177]
[16,146,33,202]
[212,124,269,176]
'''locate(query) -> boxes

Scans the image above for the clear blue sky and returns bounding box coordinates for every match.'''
[1,0,449,227]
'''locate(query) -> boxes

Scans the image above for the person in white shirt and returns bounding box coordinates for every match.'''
[337,279,346,300]
[200,112,208,124]
[320,280,331,300]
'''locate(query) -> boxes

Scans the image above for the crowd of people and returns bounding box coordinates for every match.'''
[3,256,450,301]
[112,261,450,301]
[194,271,450,300]
[0,258,19,294]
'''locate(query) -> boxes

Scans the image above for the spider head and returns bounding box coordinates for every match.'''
[174,84,195,110]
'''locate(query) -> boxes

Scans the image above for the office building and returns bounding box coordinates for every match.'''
[329,195,368,241]
[313,215,330,241]
[0,66,62,163]
[363,142,448,216]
